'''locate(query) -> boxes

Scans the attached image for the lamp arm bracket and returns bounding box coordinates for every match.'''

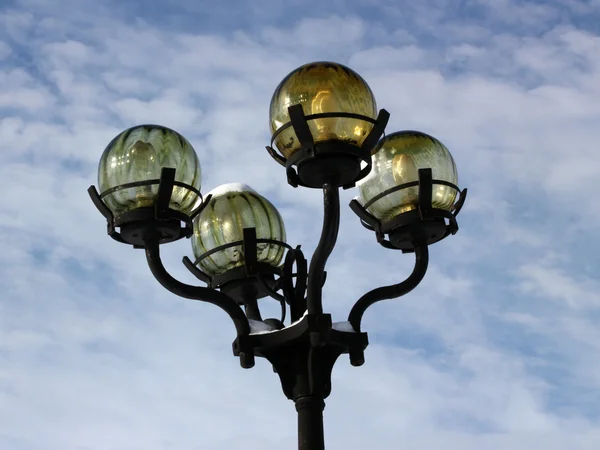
[347,244,429,332]
[144,237,254,367]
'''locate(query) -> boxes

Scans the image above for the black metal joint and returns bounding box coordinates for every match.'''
[239,350,256,369]
[288,104,315,150]
[349,349,365,367]
[190,193,212,221]
[287,166,300,188]
[307,314,332,348]
[154,167,176,220]
[417,168,433,220]
[360,108,390,152]
[232,337,256,369]
[242,227,258,277]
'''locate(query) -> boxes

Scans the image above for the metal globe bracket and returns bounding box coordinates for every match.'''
[232,313,368,402]
[350,168,467,253]
[183,228,292,323]
[88,167,210,248]
[266,105,390,189]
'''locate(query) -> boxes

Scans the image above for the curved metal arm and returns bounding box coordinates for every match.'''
[348,245,429,332]
[255,273,287,324]
[257,272,286,304]
[283,246,308,322]
[144,238,251,337]
[306,184,340,315]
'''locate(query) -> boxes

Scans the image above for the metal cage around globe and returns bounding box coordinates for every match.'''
[269,61,378,159]
[191,184,287,277]
[357,131,459,223]
[98,125,202,217]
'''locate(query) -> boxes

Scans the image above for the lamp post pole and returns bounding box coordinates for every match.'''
[297,396,326,450]
[88,61,467,449]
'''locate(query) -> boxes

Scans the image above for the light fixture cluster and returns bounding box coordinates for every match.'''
[88,61,467,450]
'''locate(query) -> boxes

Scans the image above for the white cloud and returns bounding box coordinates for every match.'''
[518,261,600,310]
[1,0,600,449]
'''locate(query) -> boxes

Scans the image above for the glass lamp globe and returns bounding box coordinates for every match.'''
[269,61,377,158]
[357,131,458,223]
[192,184,286,277]
[98,125,202,217]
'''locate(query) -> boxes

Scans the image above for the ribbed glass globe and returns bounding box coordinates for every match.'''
[192,184,286,276]
[98,125,201,217]
[269,61,377,158]
[357,131,458,223]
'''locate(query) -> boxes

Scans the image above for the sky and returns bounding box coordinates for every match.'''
[1,0,600,448]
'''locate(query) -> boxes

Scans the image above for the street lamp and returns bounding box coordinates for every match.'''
[88,61,467,450]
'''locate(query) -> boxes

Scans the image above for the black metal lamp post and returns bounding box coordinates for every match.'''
[88,61,467,450]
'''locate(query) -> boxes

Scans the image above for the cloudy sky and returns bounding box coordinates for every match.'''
[2,0,600,448]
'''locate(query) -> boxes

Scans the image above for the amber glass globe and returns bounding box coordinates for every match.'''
[269,62,377,158]
[98,125,202,216]
[357,131,458,223]
[192,184,286,277]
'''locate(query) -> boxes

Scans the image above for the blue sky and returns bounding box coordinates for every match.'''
[1,0,600,448]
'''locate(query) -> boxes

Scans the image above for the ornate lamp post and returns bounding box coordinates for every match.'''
[89,62,467,450]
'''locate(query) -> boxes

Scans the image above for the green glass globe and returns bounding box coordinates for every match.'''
[269,61,378,158]
[357,131,458,223]
[192,184,286,276]
[98,125,201,217]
